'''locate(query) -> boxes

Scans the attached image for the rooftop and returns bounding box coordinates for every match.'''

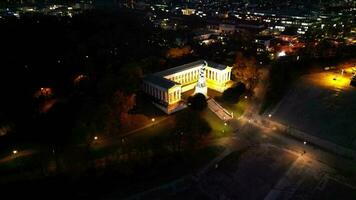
[155,60,229,77]
[143,75,179,90]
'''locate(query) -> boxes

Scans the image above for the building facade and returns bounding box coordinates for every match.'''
[142,60,232,114]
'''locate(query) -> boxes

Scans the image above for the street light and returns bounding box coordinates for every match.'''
[244,96,248,99]
[94,136,98,141]
[151,118,155,122]
[268,114,272,118]
[303,141,307,145]
[12,150,18,155]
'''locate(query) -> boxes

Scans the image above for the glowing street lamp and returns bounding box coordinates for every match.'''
[268,114,272,118]
[244,95,248,99]
[151,118,155,122]
[94,136,98,141]
[12,150,18,155]
[303,141,307,145]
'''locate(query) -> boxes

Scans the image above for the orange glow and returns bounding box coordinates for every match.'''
[73,74,87,84]
[34,87,53,98]
[306,73,351,90]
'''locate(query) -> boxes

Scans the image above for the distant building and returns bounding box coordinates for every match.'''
[142,60,232,114]
[207,20,265,34]
[181,8,195,16]
[219,23,236,34]
[255,35,275,54]
[279,30,299,42]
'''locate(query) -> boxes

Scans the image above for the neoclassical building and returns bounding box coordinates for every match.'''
[142,60,232,114]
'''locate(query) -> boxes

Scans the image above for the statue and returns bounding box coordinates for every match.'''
[194,61,208,97]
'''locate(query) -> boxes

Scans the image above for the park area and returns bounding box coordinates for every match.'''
[270,70,356,150]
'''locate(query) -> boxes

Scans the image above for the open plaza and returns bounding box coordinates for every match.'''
[270,68,356,150]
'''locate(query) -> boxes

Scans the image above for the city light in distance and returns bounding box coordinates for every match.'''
[277,51,286,57]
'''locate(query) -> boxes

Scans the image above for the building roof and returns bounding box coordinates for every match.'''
[143,74,179,90]
[207,60,230,70]
[154,60,229,77]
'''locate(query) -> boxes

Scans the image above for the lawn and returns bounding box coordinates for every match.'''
[220,98,248,118]
[87,108,229,198]
[201,108,233,138]
[110,145,223,199]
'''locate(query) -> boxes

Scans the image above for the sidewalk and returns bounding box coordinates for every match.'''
[0,150,36,164]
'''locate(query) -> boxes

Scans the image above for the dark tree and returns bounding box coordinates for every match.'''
[187,93,207,111]
[222,82,246,103]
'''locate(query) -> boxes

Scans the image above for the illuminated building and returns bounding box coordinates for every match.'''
[255,35,274,54]
[181,8,195,16]
[142,60,232,114]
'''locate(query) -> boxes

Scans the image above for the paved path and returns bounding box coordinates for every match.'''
[0,150,36,164]
[207,98,233,121]
[120,116,169,138]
